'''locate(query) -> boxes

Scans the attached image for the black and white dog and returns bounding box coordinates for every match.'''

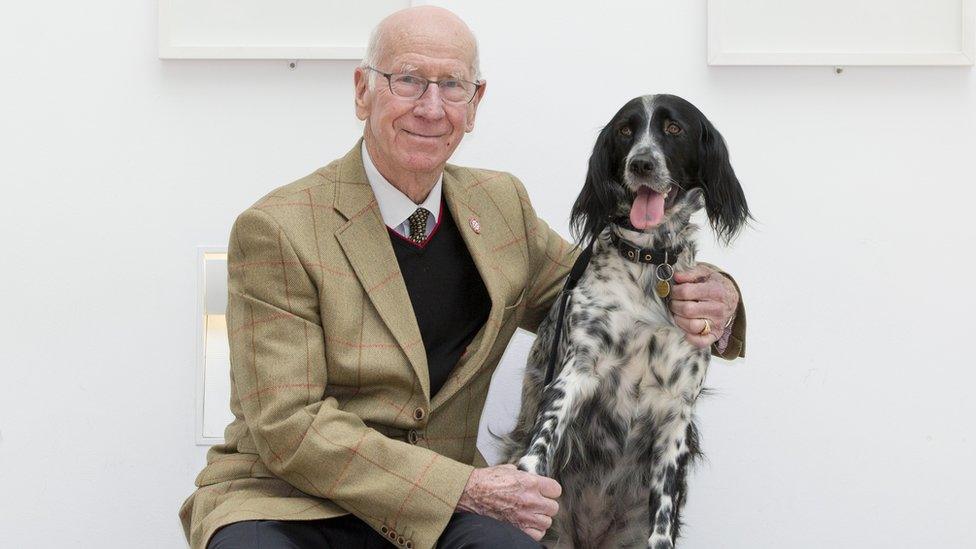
[500,94,750,548]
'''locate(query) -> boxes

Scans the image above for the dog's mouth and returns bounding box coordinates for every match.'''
[628,185,679,230]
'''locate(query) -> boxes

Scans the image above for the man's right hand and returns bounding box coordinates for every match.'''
[455,463,561,541]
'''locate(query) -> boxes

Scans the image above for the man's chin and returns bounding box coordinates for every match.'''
[402,156,446,174]
[396,148,453,173]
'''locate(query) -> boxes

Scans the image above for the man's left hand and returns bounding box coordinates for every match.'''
[669,264,738,349]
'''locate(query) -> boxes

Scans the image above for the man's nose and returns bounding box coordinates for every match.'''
[412,84,447,119]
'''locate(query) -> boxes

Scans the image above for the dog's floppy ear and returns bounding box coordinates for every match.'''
[698,117,750,244]
[570,124,618,246]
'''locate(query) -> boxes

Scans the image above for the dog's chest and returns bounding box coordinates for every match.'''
[575,263,680,414]
[578,246,708,403]
[581,258,672,325]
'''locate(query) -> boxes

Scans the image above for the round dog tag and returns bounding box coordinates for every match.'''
[655,279,671,298]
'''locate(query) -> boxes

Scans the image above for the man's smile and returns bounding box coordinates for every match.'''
[403,129,447,139]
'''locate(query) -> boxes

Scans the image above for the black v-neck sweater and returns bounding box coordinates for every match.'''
[388,201,491,397]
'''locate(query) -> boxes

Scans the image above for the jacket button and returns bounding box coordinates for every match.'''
[413,407,426,421]
[381,525,389,535]
[405,540,413,548]
[397,535,406,545]
[388,530,398,541]
[407,429,419,444]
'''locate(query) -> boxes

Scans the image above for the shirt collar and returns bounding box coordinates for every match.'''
[361,141,442,229]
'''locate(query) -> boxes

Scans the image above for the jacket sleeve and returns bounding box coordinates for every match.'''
[510,176,579,333]
[511,178,747,359]
[226,207,473,549]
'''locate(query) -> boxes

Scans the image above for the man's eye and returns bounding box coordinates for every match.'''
[440,80,462,88]
[619,126,632,137]
[396,75,424,86]
[665,121,683,135]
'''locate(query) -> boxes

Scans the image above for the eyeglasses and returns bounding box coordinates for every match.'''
[366,66,482,104]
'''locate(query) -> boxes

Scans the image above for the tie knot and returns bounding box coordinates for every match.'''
[407,208,431,243]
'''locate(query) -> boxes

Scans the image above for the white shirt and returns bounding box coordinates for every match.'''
[362,141,441,239]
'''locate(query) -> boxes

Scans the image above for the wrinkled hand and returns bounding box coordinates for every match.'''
[669,264,738,349]
[456,463,561,541]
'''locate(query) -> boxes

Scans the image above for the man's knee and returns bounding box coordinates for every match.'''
[437,512,542,549]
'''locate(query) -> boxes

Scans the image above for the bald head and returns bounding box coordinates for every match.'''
[363,6,481,82]
[353,6,486,196]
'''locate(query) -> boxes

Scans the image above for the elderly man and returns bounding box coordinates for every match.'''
[179,6,745,549]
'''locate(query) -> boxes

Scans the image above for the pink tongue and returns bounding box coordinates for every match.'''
[629,186,665,230]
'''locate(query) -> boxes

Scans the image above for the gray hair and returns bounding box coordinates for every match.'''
[360,23,482,88]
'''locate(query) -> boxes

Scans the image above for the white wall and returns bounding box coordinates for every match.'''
[1,1,973,547]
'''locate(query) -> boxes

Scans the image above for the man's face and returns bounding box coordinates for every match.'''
[355,34,485,178]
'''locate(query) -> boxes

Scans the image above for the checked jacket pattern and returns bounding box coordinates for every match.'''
[179,140,578,549]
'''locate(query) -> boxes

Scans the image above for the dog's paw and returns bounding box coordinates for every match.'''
[516,455,544,476]
[647,534,674,549]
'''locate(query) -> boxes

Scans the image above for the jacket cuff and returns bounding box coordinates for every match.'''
[370,458,475,549]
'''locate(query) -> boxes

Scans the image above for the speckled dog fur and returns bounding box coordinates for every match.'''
[499,94,749,549]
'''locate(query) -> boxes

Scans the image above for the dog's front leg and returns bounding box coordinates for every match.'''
[516,354,598,478]
[645,413,696,549]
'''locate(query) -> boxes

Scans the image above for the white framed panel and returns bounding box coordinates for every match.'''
[708,0,975,66]
[195,246,232,445]
[159,0,416,59]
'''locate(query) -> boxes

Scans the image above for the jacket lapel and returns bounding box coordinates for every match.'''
[430,169,509,410]
[332,141,431,400]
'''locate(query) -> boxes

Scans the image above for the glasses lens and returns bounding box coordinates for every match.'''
[438,80,474,103]
[389,74,426,98]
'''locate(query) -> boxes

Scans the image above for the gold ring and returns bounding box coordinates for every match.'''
[698,318,711,336]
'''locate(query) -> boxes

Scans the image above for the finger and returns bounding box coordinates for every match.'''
[673,315,724,340]
[670,280,724,302]
[673,264,714,284]
[533,513,553,531]
[523,528,544,542]
[519,508,553,533]
[669,299,724,320]
[500,463,517,470]
[526,493,559,517]
[684,333,720,349]
[671,314,692,335]
[672,314,707,336]
[669,281,705,301]
[536,476,562,499]
[669,299,713,320]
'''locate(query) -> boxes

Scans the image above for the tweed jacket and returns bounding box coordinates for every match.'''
[179,140,747,549]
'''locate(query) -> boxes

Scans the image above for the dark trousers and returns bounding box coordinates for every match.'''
[208,512,542,549]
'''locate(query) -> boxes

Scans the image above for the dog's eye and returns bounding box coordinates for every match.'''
[618,126,632,137]
[665,122,682,136]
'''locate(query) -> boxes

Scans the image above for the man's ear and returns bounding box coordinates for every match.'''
[354,67,371,121]
[465,80,487,133]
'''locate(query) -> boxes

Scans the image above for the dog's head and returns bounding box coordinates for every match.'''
[570,94,750,245]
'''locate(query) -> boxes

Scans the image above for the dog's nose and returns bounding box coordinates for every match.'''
[629,155,655,177]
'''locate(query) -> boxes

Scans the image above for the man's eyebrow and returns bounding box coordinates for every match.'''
[395,64,467,80]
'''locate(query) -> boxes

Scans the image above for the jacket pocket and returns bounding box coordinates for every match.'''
[504,288,526,315]
[503,288,526,311]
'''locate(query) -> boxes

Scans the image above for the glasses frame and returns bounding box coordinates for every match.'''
[366,66,482,104]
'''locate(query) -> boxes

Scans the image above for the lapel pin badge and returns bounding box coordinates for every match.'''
[469,217,481,234]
